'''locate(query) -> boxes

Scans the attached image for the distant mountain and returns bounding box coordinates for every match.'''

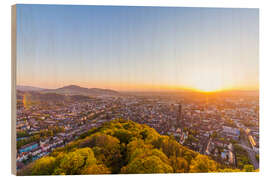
[42,85,119,96]
[16,85,45,92]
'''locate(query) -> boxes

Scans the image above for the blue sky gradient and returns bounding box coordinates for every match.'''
[16,5,259,91]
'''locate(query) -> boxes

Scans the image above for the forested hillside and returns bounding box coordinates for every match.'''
[18,119,255,175]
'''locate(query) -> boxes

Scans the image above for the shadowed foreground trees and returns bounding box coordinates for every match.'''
[18,119,256,175]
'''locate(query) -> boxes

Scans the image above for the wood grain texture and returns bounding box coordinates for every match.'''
[11,4,17,175]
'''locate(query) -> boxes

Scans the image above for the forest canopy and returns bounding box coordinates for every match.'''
[18,119,253,175]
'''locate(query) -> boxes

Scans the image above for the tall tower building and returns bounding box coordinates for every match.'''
[177,104,182,128]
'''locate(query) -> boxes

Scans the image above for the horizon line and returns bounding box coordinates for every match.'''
[16,84,259,93]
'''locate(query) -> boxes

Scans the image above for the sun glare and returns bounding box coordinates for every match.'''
[189,76,224,93]
[194,85,222,93]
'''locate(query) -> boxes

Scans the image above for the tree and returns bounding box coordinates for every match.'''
[126,139,153,162]
[32,156,56,175]
[113,129,133,144]
[81,164,111,174]
[243,165,254,172]
[79,133,122,173]
[121,155,173,174]
[56,148,96,175]
[189,155,217,173]
[169,156,188,173]
[155,136,183,157]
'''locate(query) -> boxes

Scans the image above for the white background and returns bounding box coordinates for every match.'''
[0,0,269,179]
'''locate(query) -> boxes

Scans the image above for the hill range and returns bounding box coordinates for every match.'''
[17,85,119,96]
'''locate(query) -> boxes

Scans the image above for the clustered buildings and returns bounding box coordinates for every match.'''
[16,91,259,169]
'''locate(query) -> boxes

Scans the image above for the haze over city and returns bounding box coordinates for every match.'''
[17,5,259,92]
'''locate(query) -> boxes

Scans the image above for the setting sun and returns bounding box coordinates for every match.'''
[191,81,223,93]
[183,71,224,93]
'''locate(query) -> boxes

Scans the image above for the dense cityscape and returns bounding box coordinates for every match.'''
[16,85,259,171]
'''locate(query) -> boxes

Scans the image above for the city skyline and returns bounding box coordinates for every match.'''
[17,5,259,92]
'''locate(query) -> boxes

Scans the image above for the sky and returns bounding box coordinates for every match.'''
[16,5,259,92]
